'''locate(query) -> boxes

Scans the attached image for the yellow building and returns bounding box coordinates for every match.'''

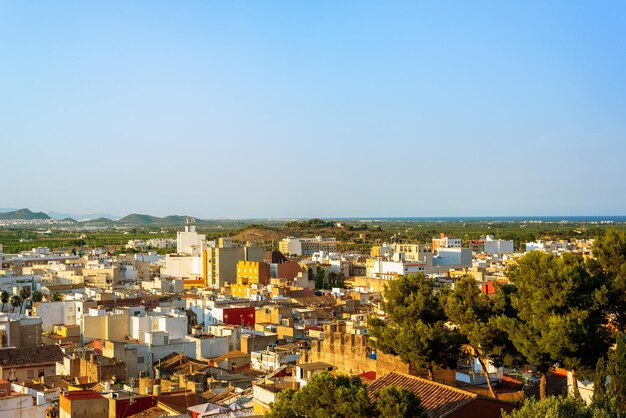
[231,261,270,298]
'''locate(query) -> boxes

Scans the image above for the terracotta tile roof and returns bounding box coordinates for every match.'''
[212,350,250,364]
[0,346,64,367]
[155,353,210,375]
[127,406,169,417]
[367,372,477,418]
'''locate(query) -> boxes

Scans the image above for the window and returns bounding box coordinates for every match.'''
[38,369,45,377]
[27,370,34,379]
[138,357,144,364]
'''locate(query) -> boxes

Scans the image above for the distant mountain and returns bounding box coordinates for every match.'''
[47,211,120,221]
[0,208,17,213]
[0,207,203,227]
[0,208,51,220]
[116,213,200,226]
[78,217,116,226]
[117,213,163,225]
[161,215,194,225]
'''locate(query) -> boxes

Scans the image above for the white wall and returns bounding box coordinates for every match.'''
[130,316,151,341]
[150,340,195,362]
[484,237,514,254]
[34,301,66,331]
[162,255,202,278]
[176,228,205,255]
[185,336,229,359]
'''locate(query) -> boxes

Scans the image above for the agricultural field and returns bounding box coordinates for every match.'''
[1,218,624,254]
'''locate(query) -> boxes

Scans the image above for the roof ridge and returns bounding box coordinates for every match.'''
[382,372,478,398]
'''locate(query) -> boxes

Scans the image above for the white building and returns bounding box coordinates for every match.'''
[32,300,78,332]
[129,308,188,342]
[368,260,426,280]
[526,242,545,252]
[483,236,515,255]
[279,237,337,256]
[177,220,206,255]
[144,331,196,361]
[141,277,184,294]
[432,248,473,269]
[185,334,230,359]
[161,254,203,279]
[251,349,300,372]
[432,234,462,252]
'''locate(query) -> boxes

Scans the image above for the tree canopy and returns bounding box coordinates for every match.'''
[375,386,427,418]
[444,276,522,397]
[10,295,21,312]
[503,396,618,418]
[266,372,426,418]
[498,251,611,399]
[589,229,626,331]
[368,273,461,379]
[31,290,43,303]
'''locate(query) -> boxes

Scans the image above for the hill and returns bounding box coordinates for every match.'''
[117,213,162,225]
[232,225,283,243]
[47,211,119,220]
[0,208,51,220]
[78,217,115,226]
[161,215,192,226]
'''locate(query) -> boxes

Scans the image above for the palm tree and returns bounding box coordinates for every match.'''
[19,287,31,314]
[10,295,21,313]
[32,290,43,304]
[0,291,8,312]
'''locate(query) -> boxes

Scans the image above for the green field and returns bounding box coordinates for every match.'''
[0,219,624,254]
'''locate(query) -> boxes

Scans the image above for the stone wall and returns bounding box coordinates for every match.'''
[80,357,127,383]
[301,331,410,377]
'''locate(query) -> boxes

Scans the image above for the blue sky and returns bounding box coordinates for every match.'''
[1,1,625,218]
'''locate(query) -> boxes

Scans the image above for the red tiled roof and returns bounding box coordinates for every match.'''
[367,372,477,418]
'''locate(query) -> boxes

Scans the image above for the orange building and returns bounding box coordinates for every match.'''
[60,390,109,418]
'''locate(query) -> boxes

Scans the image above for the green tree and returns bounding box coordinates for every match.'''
[594,332,626,413]
[503,396,591,418]
[444,276,522,398]
[19,286,31,313]
[315,266,326,290]
[31,290,43,303]
[266,372,374,418]
[589,229,626,331]
[375,386,427,418]
[499,252,610,400]
[0,291,8,312]
[368,273,461,380]
[336,272,345,288]
[10,295,21,313]
[266,372,427,418]
[609,333,626,410]
[52,292,64,302]
[326,272,336,289]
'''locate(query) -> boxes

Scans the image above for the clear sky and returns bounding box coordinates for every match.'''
[1,1,625,218]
